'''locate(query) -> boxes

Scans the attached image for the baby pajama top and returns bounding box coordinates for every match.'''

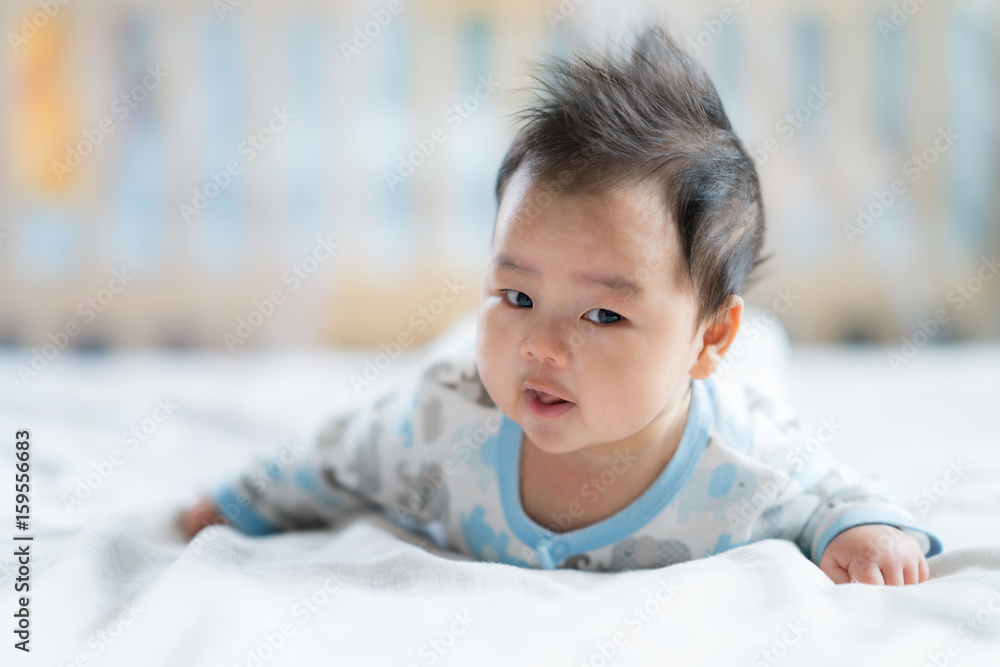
[211,339,943,573]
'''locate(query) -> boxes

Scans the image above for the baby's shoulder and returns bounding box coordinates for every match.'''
[701,375,804,464]
[416,351,497,411]
[399,337,497,424]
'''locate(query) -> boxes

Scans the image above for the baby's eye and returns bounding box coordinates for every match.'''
[583,308,623,325]
[502,290,622,326]
[502,289,532,308]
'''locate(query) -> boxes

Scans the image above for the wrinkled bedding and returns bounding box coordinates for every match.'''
[1,320,998,666]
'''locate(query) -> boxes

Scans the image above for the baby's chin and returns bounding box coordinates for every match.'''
[519,419,586,455]
[522,433,577,456]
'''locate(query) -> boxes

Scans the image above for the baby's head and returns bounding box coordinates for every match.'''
[476,25,765,457]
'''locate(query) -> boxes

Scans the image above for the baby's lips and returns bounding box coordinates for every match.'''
[528,388,570,405]
[523,380,573,403]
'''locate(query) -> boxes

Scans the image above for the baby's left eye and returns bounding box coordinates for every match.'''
[583,308,623,325]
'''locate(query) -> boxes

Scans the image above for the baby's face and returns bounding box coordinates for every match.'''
[476,169,706,456]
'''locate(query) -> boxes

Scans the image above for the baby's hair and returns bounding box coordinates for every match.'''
[494,22,768,332]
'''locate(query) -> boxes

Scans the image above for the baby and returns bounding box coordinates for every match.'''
[182,25,941,584]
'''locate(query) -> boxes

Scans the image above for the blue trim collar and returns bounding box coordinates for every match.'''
[495,379,713,569]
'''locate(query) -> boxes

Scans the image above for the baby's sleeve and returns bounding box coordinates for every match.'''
[209,369,425,536]
[787,445,944,566]
[723,379,944,567]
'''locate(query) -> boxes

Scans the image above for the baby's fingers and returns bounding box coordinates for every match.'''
[822,563,852,585]
[881,563,905,586]
[181,496,223,540]
[847,559,885,585]
[904,556,931,584]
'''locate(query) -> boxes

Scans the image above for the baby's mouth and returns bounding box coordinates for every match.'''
[527,388,570,405]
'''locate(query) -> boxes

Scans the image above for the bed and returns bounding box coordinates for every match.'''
[2,312,998,666]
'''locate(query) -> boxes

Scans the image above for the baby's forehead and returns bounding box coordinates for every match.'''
[494,167,685,269]
[493,227,687,302]
[502,184,676,250]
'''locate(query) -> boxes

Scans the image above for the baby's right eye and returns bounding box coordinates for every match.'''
[502,289,532,308]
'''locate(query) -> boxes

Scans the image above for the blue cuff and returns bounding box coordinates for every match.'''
[211,484,279,536]
[814,508,943,565]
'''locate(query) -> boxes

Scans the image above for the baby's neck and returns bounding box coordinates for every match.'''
[519,388,692,533]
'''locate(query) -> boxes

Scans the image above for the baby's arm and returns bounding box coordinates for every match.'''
[788,449,942,586]
[712,380,942,585]
[180,377,418,541]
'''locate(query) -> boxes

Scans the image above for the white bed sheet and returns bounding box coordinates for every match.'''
[1,322,999,666]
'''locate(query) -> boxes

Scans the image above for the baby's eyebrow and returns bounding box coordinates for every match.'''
[492,253,643,300]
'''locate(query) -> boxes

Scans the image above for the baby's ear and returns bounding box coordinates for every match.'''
[688,295,743,380]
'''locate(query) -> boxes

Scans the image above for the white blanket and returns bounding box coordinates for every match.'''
[2,327,999,666]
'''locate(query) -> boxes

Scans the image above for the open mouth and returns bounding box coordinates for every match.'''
[525,388,575,417]
[529,388,568,405]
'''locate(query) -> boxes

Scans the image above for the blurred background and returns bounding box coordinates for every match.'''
[0,0,997,352]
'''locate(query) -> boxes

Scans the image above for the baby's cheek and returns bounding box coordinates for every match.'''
[478,360,507,408]
[586,386,647,436]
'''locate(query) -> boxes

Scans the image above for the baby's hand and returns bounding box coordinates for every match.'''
[180,496,226,541]
[819,524,929,585]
